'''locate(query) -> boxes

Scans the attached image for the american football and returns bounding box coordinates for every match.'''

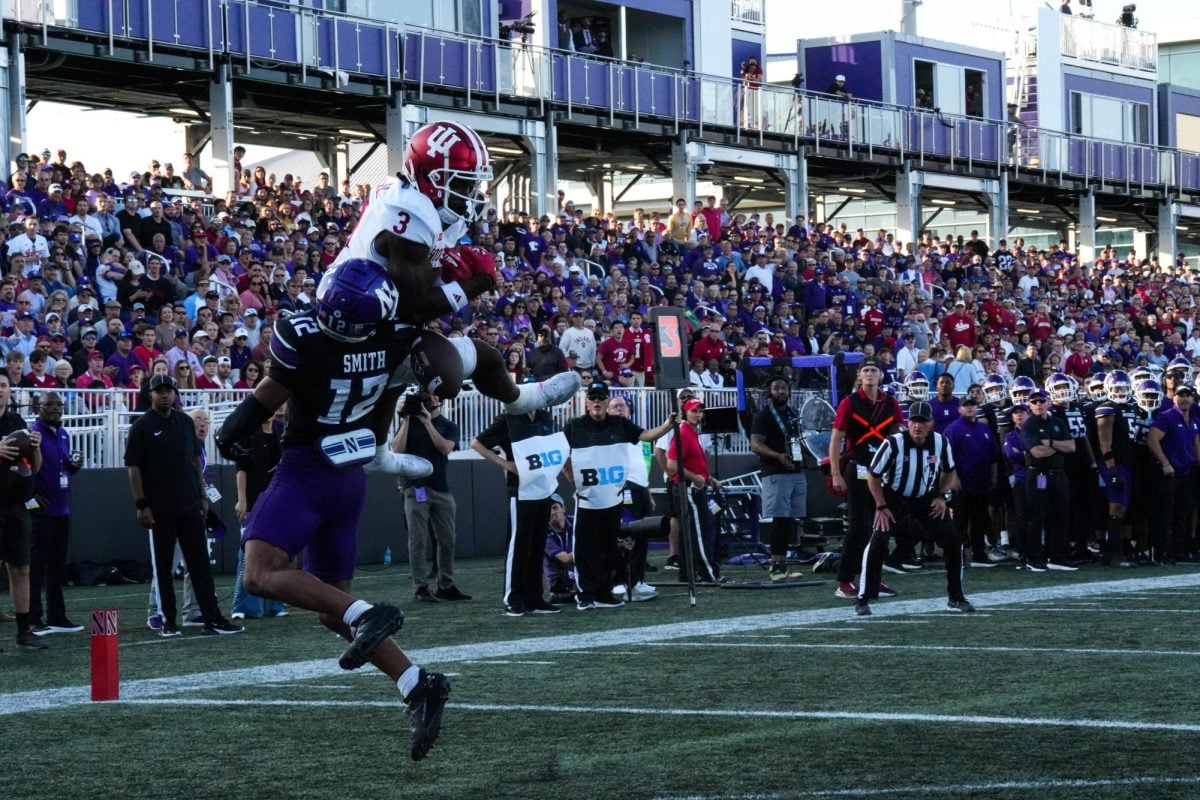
[2,429,35,477]
[409,333,464,400]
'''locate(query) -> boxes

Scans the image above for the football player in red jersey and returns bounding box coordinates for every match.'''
[336,121,578,412]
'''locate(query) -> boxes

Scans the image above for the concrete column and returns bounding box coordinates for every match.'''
[336,141,351,189]
[1133,230,1152,262]
[209,63,236,198]
[1158,201,1179,268]
[1077,189,1096,265]
[785,150,808,226]
[2,35,28,169]
[528,112,554,218]
[386,91,406,178]
[315,136,339,190]
[989,170,1009,245]
[895,168,920,247]
[670,136,694,209]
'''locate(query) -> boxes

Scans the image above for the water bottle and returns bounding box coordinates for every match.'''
[383,546,392,566]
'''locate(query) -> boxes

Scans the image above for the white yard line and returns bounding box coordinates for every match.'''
[460,660,557,665]
[119,697,1200,735]
[653,774,1200,799]
[5,572,1200,716]
[989,607,1200,613]
[642,642,1200,658]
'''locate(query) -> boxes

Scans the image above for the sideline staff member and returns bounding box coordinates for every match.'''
[750,376,807,581]
[0,372,45,650]
[1020,389,1075,572]
[1147,384,1200,564]
[860,401,973,616]
[125,374,242,637]
[829,357,902,599]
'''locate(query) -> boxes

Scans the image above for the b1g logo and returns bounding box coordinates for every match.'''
[580,465,625,486]
[525,450,564,470]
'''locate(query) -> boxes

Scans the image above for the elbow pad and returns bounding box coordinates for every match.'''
[216,395,274,459]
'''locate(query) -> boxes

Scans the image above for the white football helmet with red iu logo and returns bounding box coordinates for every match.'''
[404,121,492,227]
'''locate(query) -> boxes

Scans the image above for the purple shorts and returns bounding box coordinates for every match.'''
[1101,465,1133,508]
[244,446,367,583]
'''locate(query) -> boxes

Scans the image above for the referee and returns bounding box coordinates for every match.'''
[860,400,974,616]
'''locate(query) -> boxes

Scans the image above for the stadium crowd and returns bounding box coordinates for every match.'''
[3,141,1199,632]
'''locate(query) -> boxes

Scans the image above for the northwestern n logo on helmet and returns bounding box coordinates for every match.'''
[426,125,462,159]
[373,281,400,319]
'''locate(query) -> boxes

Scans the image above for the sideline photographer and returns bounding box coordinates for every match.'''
[391,391,469,603]
[749,376,808,581]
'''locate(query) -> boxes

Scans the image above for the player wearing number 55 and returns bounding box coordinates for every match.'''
[561,382,675,610]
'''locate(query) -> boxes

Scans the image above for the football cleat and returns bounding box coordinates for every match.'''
[405,669,451,761]
[504,370,582,413]
[339,604,404,670]
[366,447,435,478]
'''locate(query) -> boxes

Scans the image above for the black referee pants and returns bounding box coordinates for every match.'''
[149,511,222,626]
[859,497,964,603]
[836,462,875,584]
[504,495,551,608]
[573,505,623,602]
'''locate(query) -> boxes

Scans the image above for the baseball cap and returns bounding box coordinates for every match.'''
[585,381,610,399]
[202,355,218,365]
[81,329,97,340]
[217,356,231,366]
[86,349,104,361]
[117,330,133,339]
[1176,385,1196,396]
[683,397,704,412]
[960,395,978,406]
[550,493,564,507]
[148,374,176,391]
[858,357,881,370]
[16,312,34,321]
[175,328,189,338]
[193,330,211,340]
[244,308,258,317]
[234,327,250,338]
[907,401,934,422]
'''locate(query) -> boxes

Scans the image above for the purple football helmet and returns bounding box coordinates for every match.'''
[314,259,400,343]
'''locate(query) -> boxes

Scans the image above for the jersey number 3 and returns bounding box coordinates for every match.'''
[392,211,411,235]
[318,374,389,425]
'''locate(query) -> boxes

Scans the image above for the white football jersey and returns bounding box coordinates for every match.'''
[334,178,447,269]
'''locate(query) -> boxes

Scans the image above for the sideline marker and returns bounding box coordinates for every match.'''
[90,609,120,702]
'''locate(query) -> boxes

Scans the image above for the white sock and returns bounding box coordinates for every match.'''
[342,600,373,628]
[397,664,421,698]
[503,383,543,414]
[1000,530,1010,546]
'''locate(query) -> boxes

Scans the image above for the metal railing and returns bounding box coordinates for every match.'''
[4,0,1198,193]
[35,386,756,469]
[1059,12,1156,72]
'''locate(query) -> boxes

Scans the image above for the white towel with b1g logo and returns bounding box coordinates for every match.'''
[624,442,649,487]
[570,443,629,510]
[511,431,569,501]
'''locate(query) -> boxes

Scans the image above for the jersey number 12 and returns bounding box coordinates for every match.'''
[318,374,389,425]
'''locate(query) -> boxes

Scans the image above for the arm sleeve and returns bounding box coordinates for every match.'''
[750,409,770,438]
[473,414,510,451]
[123,420,145,468]
[623,418,644,445]
[868,436,893,478]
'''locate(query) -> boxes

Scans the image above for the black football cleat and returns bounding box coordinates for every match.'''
[406,670,451,761]
[338,604,404,670]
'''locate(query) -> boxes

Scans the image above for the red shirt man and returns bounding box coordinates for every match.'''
[690,326,727,365]
[862,305,885,340]
[596,321,634,381]
[626,313,654,386]
[1064,346,1093,379]
[940,303,976,349]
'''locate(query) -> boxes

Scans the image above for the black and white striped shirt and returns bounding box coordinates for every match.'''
[868,431,955,498]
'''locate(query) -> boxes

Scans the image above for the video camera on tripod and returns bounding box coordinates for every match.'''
[501,11,537,41]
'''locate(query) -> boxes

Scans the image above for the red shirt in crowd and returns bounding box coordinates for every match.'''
[941,310,976,349]
[597,332,633,379]
[862,306,885,339]
[1064,352,1093,379]
[1029,315,1055,342]
[690,334,727,365]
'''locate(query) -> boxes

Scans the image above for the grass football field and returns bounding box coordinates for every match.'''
[3,557,1200,800]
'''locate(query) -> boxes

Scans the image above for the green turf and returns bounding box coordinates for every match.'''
[3,558,1200,799]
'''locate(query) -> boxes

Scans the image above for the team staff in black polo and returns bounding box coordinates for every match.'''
[1019,389,1076,572]
[749,376,808,581]
[125,374,243,637]
[861,401,974,616]
[829,358,903,600]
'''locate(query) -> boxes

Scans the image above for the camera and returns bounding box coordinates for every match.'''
[694,159,714,176]
[1118,4,1136,27]
[501,11,537,40]
[401,391,430,417]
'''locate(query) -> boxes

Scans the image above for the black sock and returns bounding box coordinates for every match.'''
[770,518,791,557]
[16,612,29,633]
